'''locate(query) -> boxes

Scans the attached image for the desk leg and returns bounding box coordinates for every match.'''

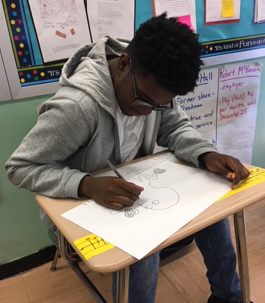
[116,267,130,303]
[233,210,250,303]
[57,231,108,303]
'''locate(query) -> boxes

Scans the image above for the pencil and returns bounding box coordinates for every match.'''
[107,160,140,200]
[107,160,125,180]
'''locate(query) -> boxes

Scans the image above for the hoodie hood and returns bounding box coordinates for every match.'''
[59,36,129,113]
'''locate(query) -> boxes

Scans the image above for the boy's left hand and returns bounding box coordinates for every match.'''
[199,152,250,189]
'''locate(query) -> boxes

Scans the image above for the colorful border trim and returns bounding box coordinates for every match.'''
[201,34,265,56]
[18,63,64,86]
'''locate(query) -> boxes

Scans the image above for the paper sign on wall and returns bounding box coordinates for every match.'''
[176,62,262,164]
[205,0,241,25]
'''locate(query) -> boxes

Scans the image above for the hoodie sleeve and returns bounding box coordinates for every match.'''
[5,93,98,198]
[157,103,217,167]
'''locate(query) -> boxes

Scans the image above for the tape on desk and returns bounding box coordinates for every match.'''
[74,234,115,260]
[217,167,265,201]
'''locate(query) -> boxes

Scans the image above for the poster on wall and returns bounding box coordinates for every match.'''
[205,0,241,25]
[176,67,219,145]
[216,62,261,163]
[28,0,92,63]
[176,61,262,164]
[152,0,197,31]
[87,0,135,42]
[254,0,265,24]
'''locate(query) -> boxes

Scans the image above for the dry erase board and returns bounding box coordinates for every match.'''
[0,0,265,101]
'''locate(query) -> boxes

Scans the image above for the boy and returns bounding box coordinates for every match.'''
[6,13,251,303]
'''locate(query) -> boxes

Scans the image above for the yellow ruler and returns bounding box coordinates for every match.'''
[218,167,265,201]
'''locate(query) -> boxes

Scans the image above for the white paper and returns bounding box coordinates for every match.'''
[62,161,231,259]
[28,0,91,63]
[153,0,197,32]
[216,62,261,163]
[176,68,219,145]
[87,0,135,42]
[255,0,265,23]
[176,62,262,164]
[95,152,178,179]
[205,0,241,23]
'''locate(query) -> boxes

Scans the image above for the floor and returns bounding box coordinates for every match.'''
[1,200,265,303]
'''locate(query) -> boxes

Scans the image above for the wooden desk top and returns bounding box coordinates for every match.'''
[35,152,265,273]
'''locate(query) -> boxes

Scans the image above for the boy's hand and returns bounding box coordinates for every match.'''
[199,152,250,189]
[78,176,144,209]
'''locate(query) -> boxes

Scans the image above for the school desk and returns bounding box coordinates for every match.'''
[35,151,265,303]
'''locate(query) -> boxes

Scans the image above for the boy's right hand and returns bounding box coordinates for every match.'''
[78,176,144,210]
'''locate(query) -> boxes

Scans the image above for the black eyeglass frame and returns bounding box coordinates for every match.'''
[128,57,174,111]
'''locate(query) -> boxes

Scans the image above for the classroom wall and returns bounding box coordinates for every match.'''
[0,57,265,266]
[0,95,53,265]
[252,57,265,167]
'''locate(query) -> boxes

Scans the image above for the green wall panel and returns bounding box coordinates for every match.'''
[0,95,53,264]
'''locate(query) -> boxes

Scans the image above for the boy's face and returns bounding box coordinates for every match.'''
[114,55,175,117]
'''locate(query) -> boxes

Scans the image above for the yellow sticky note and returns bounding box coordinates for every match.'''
[222,0,235,18]
[74,234,114,260]
[217,167,265,201]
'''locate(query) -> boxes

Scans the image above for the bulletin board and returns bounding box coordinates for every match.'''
[0,0,64,101]
[0,0,265,101]
[136,0,265,65]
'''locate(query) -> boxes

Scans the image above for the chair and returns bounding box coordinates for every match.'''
[47,228,82,271]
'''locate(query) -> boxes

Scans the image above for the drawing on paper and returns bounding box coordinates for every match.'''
[110,167,180,218]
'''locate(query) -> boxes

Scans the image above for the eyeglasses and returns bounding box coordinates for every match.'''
[128,57,174,111]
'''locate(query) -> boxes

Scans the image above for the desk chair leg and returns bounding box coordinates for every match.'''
[50,248,60,272]
[116,267,130,303]
[233,210,250,303]
[68,262,108,303]
[57,230,107,303]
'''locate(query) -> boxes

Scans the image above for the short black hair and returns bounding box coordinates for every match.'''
[125,13,203,96]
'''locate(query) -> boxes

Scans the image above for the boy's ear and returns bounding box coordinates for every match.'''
[117,53,130,72]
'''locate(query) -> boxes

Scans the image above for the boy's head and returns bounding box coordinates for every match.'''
[113,13,203,116]
[124,13,203,96]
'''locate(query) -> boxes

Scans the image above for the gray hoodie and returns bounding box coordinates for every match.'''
[5,36,217,227]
